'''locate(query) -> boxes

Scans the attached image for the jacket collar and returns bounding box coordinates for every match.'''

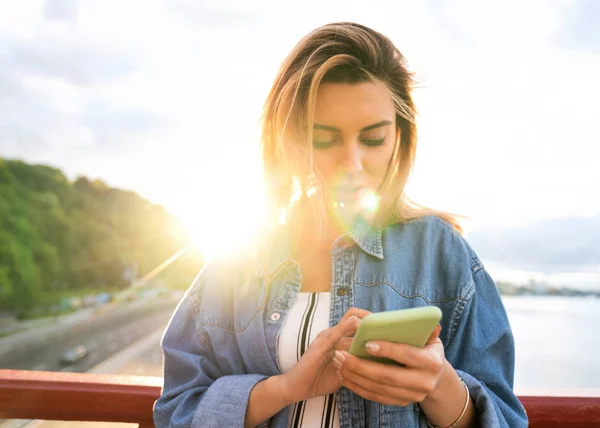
[254,215,384,278]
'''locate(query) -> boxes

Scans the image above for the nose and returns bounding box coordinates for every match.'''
[339,141,363,174]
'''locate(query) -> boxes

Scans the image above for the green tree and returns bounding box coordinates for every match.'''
[0,157,201,316]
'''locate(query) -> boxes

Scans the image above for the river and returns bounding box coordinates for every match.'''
[503,295,600,390]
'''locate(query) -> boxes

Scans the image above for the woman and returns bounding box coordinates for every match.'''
[154,22,528,428]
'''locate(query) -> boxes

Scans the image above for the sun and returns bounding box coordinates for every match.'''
[169,166,267,260]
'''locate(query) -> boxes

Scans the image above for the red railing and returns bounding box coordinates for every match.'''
[0,370,160,428]
[1,369,599,427]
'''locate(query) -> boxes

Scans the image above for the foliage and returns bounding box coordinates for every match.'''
[0,158,202,316]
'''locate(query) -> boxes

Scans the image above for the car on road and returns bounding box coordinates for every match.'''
[59,345,89,365]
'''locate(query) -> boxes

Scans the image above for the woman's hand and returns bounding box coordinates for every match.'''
[280,307,371,404]
[333,324,447,406]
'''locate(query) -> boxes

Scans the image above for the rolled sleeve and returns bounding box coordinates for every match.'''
[457,369,505,427]
[192,374,269,428]
[153,282,271,428]
[445,267,528,427]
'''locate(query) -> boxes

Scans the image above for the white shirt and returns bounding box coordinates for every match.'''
[278,292,341,428]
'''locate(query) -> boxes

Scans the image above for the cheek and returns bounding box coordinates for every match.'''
[363,147,394,184]
[313,153,337,183]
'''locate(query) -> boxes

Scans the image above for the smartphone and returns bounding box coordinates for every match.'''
[348,306,442,365]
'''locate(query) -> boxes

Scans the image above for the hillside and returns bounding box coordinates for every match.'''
[0,158,201,315]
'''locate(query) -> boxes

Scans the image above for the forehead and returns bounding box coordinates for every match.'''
[313,82,395,130]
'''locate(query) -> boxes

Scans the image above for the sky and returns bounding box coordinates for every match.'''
[1,0,600,250]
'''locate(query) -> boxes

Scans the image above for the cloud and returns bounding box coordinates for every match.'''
[0,0,598,229]
[169,0,257,27]
[81,100,165,148]
[557,0,600,53]
[0,0,160,171]
[0,55,64,153]
[8,39,138,87]
[396,0,600,225]
[43,0,77,24]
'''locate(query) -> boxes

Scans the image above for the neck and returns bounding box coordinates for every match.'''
[292,220,345,260]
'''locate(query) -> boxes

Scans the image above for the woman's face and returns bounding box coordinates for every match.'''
[311,81,397,224]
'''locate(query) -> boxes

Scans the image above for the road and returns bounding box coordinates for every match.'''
[89,327,164,377]
[1,300,173,428]
[1,330,166,428]
[0,298,178,373]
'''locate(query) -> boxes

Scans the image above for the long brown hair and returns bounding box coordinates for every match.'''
[260,22,462,237]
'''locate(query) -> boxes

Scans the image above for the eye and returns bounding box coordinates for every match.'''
[312,129,337,149]
[361,138,385,147]
[312,140,336,149]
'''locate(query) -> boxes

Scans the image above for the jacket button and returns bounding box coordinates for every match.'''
[337,288,347,296]
[270,312,281,321]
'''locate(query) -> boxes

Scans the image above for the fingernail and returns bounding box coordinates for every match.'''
[348,315,359,321]
[334,350,346,362]
[365,342,380,353]
[332,357,342,369]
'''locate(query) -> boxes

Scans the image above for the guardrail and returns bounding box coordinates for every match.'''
[1,370,599,427]
[0,370,160,427]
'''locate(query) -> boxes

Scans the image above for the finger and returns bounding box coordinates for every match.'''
[426,324,441,345]
[363,340,443,370]
[334,337,353,351]
[338,351,425,390]
[339,373,416,407]
[311,316,360,356]
[339,359,432,400]
[340,307,371,322]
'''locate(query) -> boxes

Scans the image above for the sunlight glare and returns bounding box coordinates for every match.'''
[362,192,379,213]
[169,164,266,260]
[290,177,302,204]
[278,208,287,225]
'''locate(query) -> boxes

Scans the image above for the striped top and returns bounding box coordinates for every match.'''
[278,292,340,428]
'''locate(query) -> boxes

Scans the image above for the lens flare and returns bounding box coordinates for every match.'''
[290,177,302,205]
[362,192,379,212]
[278,208,287,225]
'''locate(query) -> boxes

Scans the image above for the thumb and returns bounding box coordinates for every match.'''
[426,324,442,345]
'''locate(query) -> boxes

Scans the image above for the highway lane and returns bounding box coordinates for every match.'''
[0,298,177,373]
[0,312,169,428]
[22,329,165,428]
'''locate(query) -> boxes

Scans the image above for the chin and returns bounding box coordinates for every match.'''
[327,205,361,230]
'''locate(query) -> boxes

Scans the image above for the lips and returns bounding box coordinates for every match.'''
[332,186,368,204]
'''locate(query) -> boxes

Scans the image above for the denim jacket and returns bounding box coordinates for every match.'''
[153,216,528,427]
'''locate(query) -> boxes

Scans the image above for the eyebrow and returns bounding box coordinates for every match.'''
[313,120,392,133]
